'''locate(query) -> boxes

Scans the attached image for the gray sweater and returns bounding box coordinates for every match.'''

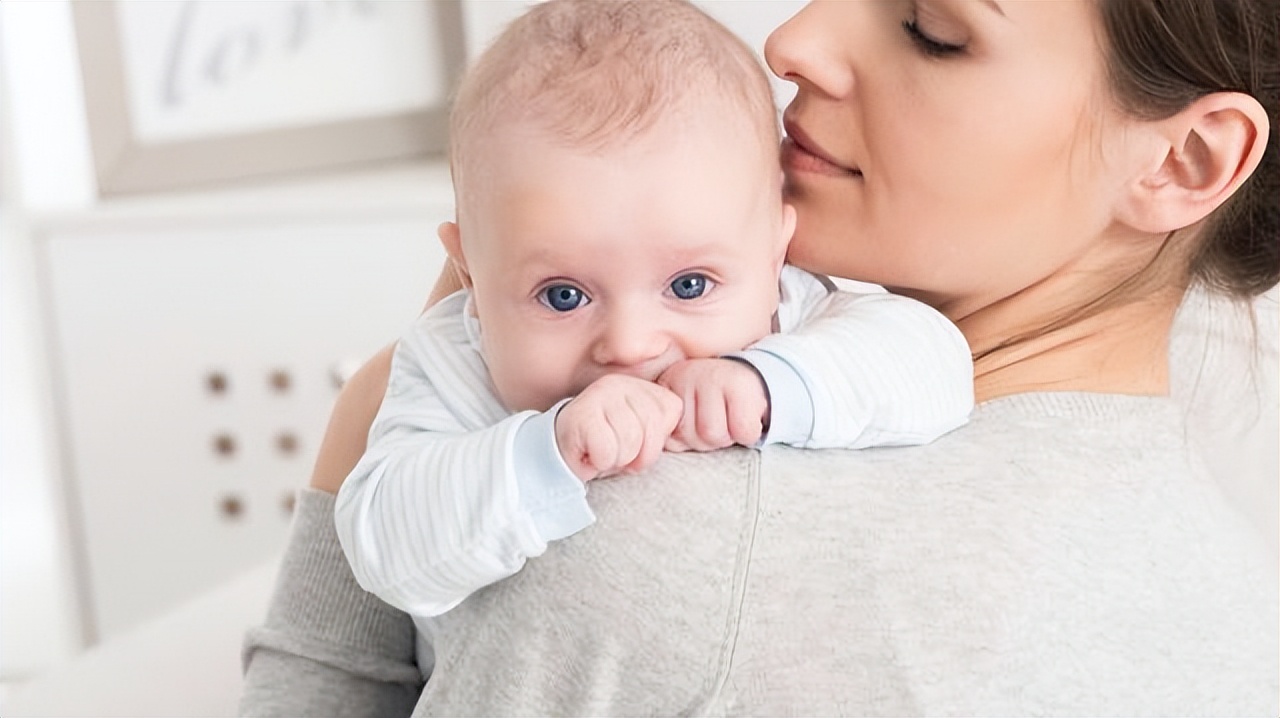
[241,390,1277,716]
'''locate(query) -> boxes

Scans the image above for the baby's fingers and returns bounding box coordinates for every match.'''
[619,385,682,472]
[579,418,625,478]
[692,386,735,449]
[664,435,693,453]
[724,388,767,447]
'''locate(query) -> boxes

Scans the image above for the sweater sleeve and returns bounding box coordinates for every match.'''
[733,268,974,449]
[334,309,593,618]
[240,489,423,718]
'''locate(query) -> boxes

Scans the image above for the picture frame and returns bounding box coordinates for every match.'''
[72,0,467,196]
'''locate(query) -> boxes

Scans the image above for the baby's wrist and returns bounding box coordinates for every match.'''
[722,355,771,403]
[723,349,811,446]
[547,400,589,481]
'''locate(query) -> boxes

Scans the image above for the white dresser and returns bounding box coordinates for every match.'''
[34,162,454,642]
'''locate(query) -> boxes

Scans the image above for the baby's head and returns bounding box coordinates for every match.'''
[439,0,794,412]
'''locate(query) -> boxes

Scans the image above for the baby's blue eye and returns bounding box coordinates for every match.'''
[539,284,589,312]
[670,273,710,300]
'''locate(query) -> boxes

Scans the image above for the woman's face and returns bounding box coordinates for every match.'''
[766,0,1132,316]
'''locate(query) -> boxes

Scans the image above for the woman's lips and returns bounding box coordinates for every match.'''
[780,123,861,178]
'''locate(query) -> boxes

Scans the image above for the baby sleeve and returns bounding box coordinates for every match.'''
[334,296,592,618]
[732,268,974,449]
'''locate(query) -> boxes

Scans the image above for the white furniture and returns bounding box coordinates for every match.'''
[34,162,454,643]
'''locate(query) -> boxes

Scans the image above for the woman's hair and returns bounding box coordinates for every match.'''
[1100,0,1278,299]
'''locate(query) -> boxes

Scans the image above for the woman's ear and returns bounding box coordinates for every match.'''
[437,221,473,288]
[1118,92,1269,234]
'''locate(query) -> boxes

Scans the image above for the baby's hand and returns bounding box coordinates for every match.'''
[555,374,683,482]
[657,358,769,453]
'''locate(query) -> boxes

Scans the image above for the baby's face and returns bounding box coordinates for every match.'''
[452,119,794,412]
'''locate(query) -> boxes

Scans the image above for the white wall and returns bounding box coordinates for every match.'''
[0,0,88,681]
[695,0,803,109]
[460,1,803,109]
[0,196,83,680]
[1,0,96,212]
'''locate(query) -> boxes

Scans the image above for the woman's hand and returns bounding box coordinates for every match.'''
[309,258,465,494]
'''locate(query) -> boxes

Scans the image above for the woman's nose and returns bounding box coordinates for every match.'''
[764,1,856,99]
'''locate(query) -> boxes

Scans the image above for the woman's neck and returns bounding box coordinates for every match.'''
[914,269,1186,403]
[906,223,1196,404]
[961,295,1180,403]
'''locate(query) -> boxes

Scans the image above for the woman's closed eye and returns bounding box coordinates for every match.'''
[539,284,591,312]
[902,3,967,58]
[668,272,715,300]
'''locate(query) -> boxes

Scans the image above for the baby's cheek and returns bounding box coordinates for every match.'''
[489,344,584,413]
[481,342,534,412]
[690,316,771,359]
[492,366,557,413]
[486,367,527,413]
[734,290,781,348]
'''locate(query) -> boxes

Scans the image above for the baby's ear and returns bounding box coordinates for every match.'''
[775,202,797,271]
[1116,92,1268,234]
[437,221,473,288]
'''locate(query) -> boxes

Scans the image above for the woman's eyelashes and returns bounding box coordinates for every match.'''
[902,14,966,57]
[539,284,590,312]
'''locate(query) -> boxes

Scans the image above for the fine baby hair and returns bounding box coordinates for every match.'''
[447,0,780,191]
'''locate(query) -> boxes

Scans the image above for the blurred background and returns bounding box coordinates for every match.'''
[4,2,1275,715]
[0,0,804,709]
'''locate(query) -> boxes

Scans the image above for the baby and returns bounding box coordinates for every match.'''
[335,0,972,619]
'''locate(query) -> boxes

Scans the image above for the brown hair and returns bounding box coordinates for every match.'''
[1100,0,1279,299]
[448,0,778,198]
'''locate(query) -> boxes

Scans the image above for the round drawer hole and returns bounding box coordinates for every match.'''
[213,433,237,458]
[219,494,245,521]
[206,371,229,396]
[269,369,292,394]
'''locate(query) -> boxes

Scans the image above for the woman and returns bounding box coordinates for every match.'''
[240,0,1277,715]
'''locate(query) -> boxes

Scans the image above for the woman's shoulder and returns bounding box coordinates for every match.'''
[747,395,1275,714]
[767,391,1191,480]
[418,404,1275,715]
[759,391,1232,542]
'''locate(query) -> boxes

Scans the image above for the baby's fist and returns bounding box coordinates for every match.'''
[554,374,683,481]
[657,358,770,452]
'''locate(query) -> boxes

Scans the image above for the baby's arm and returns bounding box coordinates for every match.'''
[661,268,974,451]
[334,305,685,618]
[334,309,593,618]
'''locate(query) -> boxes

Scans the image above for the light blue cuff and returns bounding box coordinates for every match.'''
[512,400,596,542]
[727,349,815,447]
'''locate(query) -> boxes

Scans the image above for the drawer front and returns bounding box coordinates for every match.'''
[41,214,449,640]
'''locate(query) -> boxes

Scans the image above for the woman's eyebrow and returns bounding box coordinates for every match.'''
[980,0,1006,17]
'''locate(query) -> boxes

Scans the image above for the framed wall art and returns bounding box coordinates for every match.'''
[72,0,466,195]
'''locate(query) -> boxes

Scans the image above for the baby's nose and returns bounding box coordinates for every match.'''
[592,310,669,371]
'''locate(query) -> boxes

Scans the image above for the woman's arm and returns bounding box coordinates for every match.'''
[239,261,464,717]
[239,489,422,718]
[309,343,396,494]
[312,257,465,494]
